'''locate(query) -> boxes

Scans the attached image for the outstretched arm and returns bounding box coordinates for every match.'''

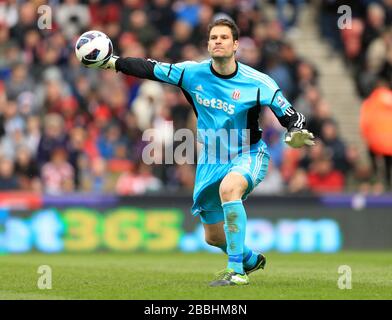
[268,90,315,148]
[100,56,189,88]
[103,56,159,81]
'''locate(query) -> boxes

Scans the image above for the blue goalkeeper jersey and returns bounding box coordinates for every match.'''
[115,57,306,214]
[116,57,306,158]
[151,59,295,156]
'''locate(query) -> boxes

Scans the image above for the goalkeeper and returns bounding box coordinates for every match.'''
[92,19,314,286]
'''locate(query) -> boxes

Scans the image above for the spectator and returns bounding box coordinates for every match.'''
[17,91,37,117]
[360,82,392,190]
[288,168,311,194]
[0,157,19,190]
[276,0,304,32]
[343,143,374,193]
[9,2,36,47]
[96,122,127,160]
[335,2,392,99]
[147,0,176,36]
[366,27,392,75]
[307,154,345,194]
[265,53,294,101]
[131,80,164,131]
[382,0,392,25]
[67,126,87,189]
[293,85,322,118]
[166,20,194,61]
[115,161,162,195]
[13,146,41,191]
[36,113,68,169]
[236,37,262,70]
[318,0,343,51]
[5,63,34,100]
[1,98,19,127]
[306,100,333,139]
[23,29,41,66]
[175,0,201,28]
[59,96,79,131]
[25,115,41,156]
[320,119,348,173]
[178,163,195,191]
[281,147,304,183]
[123,111,146,162]
[168,163,195,192]
[192,4,214,45]
[0,1,18,29]
[170,89,193,131]
[299,138,327,171]
[127,9,159,48]
[296,60,318,93]
[361,3,386,54]
[0,116,30,160]
[81,156,112,193]
[280,42,301,101]
[41,78,66,115]
[341,18,364,65]
[41,147,74,195]
[262,20,285,66]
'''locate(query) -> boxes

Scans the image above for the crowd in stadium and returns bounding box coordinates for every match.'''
[319,0,392,191]
[0,0,390,195]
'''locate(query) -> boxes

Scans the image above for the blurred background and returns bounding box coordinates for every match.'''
[0,0,392,254]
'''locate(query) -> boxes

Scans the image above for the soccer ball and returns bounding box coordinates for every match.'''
[75,30,113,67]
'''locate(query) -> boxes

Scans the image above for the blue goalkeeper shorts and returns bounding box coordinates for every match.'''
[191,139,270,224]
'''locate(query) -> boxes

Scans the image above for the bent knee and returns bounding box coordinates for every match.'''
[219,185,242,202]
[205,235,225,247]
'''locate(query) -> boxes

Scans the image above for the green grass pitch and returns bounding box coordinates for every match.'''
[1,252,391,300]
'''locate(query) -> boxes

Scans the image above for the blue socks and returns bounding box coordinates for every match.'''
[217,244,259,271]
[221,200,258,274]
[243,246,259,269]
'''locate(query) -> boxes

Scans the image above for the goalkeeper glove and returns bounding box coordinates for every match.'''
[284,129,315,148]
[99,55,119,70]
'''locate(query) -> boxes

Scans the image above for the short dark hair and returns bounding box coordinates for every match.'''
[207,18,240,41]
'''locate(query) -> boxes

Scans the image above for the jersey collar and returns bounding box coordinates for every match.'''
[210,60,238,79]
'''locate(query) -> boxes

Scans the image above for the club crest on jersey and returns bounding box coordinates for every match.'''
[232,89,240,100]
